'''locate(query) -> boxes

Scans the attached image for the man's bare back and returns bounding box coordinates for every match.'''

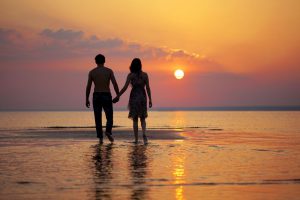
[89,66,113,93]
[86,63,119,108]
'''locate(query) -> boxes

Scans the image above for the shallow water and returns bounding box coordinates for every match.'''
[1,137,300,200]
[0,111,300,199]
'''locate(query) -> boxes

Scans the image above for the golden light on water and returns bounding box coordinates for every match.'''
[176,186,184,200]
[173,151,186,200]
[173,164,185,179]
[174,69,184,79]
[173,162,185,200]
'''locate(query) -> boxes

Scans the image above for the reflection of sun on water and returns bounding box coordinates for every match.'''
[176,186,184,200]
[171,112,186,129]
[173,163,185,180]
[172,147,186,200]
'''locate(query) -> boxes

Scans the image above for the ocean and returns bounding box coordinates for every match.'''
[0,111,300,199]
[0,111,299,133]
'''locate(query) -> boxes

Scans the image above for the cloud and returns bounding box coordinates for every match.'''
[40,28,83,40]
[0,27,213,70]
[0,28,22,45]
[0,28,27,61]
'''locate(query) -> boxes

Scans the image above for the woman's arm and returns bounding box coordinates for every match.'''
[110,70,119,96]
[145,73,152,108]
[112,74,131,103]
[119,74,131,97]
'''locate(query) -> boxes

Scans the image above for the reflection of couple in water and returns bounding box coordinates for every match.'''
[93,144,149,199]
[86,54,152,145]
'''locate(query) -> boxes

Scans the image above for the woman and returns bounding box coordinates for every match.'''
[113,58,152,144]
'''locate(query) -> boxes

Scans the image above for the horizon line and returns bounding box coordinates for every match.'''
[1,106,300,112]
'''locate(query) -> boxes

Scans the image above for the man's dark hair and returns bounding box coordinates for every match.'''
[95,54,105,64]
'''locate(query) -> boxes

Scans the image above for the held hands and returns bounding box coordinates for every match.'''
[112,96,120,103]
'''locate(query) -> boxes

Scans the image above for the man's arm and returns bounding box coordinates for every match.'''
[110,70,119,95]
[85,72,93,108]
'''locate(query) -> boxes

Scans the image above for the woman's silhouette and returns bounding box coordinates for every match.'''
[128,145,149,199]
[113,58,152,144]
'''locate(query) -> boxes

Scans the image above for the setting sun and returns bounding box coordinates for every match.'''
[174,69,184,79]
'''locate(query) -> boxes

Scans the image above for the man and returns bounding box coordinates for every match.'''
[86,54,119,144]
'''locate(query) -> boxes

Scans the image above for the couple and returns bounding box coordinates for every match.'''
[85,54,152,145]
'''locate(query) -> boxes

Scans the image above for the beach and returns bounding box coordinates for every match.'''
[0,111,300,199]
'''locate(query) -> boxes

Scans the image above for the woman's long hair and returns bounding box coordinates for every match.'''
[130,58,142,74]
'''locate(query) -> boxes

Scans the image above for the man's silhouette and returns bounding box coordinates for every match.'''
[86,54,119,143]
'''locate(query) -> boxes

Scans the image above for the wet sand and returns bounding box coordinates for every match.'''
[0,128,300,199]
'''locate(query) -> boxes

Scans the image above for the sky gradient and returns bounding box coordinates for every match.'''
[0,0,299,110]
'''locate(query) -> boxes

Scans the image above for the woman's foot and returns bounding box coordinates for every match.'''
[143,134,148,145]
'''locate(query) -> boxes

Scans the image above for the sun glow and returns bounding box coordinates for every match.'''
[174,69,184,79]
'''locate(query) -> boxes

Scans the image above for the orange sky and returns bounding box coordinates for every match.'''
[0,0,299,109]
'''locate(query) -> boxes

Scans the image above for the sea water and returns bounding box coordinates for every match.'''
[0,111,299,133]
[0,111,300,200]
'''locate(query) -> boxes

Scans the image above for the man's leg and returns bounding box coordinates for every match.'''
[103,93,114,142]
[93,93,103,142]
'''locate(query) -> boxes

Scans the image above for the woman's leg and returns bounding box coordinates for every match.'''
[133,117,138,143]
[140,117,148,144]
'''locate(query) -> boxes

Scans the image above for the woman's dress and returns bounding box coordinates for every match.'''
[128,73,148,119]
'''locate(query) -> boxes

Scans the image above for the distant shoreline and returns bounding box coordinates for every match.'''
[1,106,300,112]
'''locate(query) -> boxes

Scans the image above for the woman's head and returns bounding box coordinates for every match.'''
[130,58,142,73]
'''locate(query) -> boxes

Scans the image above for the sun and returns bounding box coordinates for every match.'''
[174,69,184,79]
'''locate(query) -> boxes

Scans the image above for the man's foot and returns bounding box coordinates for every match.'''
[105,132,114,143]
[143,135,148,145]
[99,138,103,144]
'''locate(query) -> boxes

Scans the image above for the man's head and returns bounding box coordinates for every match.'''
[95,54,105,65]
